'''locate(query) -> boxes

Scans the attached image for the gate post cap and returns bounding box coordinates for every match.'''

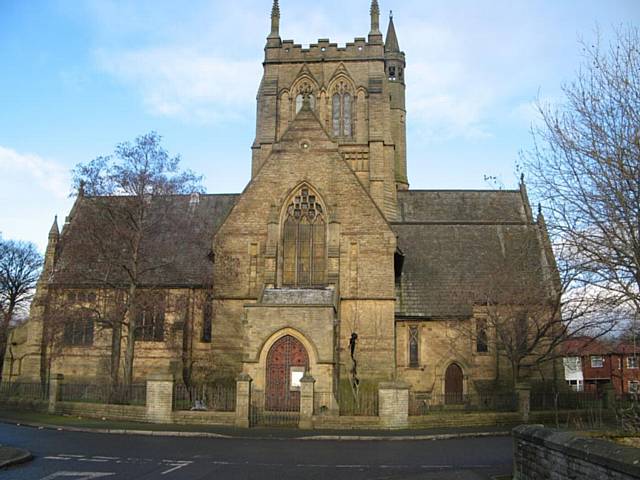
[300,373,315,383]
[237,373,253,382]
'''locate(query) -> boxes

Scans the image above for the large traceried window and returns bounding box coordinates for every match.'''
[282,186,326,287]
[331,80,353,138]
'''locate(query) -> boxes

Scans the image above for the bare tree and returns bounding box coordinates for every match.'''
[70,132,203,395]
[525,26,640,320]
[0,238,43,380]
[454,225,617,388]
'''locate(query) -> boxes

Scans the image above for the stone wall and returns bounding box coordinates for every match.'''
[56,402,147,422]
[513,425,640,480]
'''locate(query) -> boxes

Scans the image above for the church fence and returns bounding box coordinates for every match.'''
[0,381,47,400]
[249,389,301,427]
[58,382,147,406]
[530,390,602,411]
[173,383,236,412]
[408,392,518,415]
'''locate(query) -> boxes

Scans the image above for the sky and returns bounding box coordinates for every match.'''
[0,0,638,252]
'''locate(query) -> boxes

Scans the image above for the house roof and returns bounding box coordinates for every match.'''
[51,193,238,287]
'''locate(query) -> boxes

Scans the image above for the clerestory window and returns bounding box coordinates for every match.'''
[282,186,326,287]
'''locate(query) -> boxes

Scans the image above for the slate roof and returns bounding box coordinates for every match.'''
[52,194,238,287]
[396,190,528,224]
[393,190,549,318]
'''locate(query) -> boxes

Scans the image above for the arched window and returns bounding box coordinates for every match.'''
[282,186,326,287]
[331,80,353,137]
[294,80,316,114]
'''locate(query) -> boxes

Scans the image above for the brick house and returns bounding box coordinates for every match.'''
[562,337,640,394]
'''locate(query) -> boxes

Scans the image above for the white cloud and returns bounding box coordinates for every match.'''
[0,146,70,200]
[95,48,262,123]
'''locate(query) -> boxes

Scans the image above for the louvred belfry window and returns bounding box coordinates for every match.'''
[282,186,326,287]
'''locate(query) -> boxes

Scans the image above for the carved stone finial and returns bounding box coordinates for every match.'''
[520,172,525,184]
[538,203,543,216]
[268,0,280,40]
[370,0,381,35]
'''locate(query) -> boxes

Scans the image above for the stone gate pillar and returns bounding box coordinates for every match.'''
[378,381,409,429]
[299,373,315,429]
[145,372,174,424]
[235,373,252,428]
[48,373,64,414]
[516,382,531,422]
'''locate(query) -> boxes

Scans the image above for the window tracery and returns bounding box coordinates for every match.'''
[282,186,326,287]
[331,79,353,137]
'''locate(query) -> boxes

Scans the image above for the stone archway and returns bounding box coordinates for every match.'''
[265,335,309,411]
[444,363,464,405]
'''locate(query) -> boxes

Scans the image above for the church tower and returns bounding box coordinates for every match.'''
[251,0,408,220]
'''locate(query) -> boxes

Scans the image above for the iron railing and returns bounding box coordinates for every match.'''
[409,392,518,415]
[173,383,236,412]
[0,382,48,400]
[59,383,146,405]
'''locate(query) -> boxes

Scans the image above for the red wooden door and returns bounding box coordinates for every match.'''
[445,363,464,404]
[266,335,309,411]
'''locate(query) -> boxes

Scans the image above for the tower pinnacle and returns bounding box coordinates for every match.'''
[385,10,400,52]
[370,0,381,35]
[268,0,281,43]
[48,215,59,239]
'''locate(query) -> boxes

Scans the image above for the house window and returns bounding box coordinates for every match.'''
[63,316,94,347]
[202,299,212,343]
[629,380,639,393]
[282,186,326,287]
[476,319,488,353]
[331,81,353,137]
[135,304,165,342]
[408,326,419,367]
[628,356,638,369]
[591,355,604,368]
[564,356,582,373]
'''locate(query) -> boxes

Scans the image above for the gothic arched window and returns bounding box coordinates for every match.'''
[294,80,316,114]
[282,186,326,287]
[331,80,353,137]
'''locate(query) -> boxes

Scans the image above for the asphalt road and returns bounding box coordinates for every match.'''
[0,424,513,479]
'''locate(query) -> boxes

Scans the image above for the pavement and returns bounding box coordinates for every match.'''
[0,408,514,441]
[0,443,32,469]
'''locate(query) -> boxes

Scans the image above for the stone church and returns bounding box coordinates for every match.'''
[5,1,558,409]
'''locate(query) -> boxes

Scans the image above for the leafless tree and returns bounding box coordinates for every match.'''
[454,225,617,388]
[0,237,42,380]
[525,26,640,321]
[70,132,203,395]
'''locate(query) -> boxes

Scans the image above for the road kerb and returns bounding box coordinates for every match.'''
[0,418,510,442]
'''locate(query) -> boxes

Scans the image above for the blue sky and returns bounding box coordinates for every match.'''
[0,0,638,252]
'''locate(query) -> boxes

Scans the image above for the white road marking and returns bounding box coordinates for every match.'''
[160,460,193,475]
[44,457,72,461]
[92,456,119,460]
[78,458,109,463]
[39,472,115,480]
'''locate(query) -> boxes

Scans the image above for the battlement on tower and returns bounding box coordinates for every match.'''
[265,37,385,64]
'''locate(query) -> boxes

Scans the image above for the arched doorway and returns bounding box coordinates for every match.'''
[444,363,464,404]
[265,335,309,411]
